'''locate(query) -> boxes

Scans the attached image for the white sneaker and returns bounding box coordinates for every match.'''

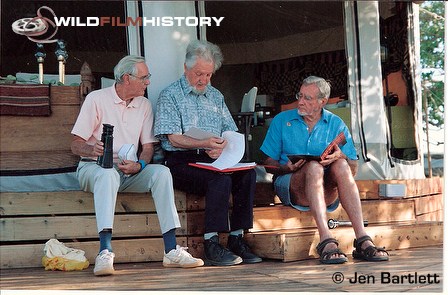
[163,245,204,268]
[93,249,115,276]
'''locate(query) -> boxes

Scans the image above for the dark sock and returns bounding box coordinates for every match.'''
[99,229,113,253]
[162,228,177,253]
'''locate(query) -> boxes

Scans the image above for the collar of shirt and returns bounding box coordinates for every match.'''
[110,83,141,108]
[291,108,330,125]
[180,74,210,97]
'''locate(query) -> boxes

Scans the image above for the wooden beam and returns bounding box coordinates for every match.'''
[1,213,188,241]
[251,198,417,232]
[0,190,188,216]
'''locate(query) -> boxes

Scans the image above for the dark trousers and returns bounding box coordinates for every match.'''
[165,150,256,233]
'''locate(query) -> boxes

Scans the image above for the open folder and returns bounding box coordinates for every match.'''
[185,128,256,172]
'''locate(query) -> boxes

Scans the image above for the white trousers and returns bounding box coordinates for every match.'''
[76,162,181,234]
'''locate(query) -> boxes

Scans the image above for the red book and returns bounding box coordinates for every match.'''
[189,162,256,172]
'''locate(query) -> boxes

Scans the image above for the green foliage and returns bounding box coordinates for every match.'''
[420,1,445,127]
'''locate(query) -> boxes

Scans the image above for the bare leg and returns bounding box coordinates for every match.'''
[327,159,388,257]
[290,161,342,259]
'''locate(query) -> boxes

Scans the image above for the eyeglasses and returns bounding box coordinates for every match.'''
[129,73,151,82]
[295,93,315,101]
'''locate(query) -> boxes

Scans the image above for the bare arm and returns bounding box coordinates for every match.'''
[71,135,103,157]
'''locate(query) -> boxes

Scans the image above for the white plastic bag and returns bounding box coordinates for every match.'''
[42,239,89,271]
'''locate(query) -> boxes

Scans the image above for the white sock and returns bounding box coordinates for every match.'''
[230,229,244,236]
[204,232,218,240]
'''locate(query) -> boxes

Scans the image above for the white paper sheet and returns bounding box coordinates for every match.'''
[185,128,255,171]
[208,131,245,170]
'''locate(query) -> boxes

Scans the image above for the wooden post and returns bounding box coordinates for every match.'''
[423,86,432,178]
[80,61,94,104]
[34,43,46,84]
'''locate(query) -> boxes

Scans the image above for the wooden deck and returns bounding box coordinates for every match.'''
[0,245,443,293]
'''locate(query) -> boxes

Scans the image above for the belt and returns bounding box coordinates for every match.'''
[80,158,97,162]
[165,149,206,155]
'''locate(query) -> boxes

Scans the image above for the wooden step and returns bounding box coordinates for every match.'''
[253,177,444,204]
[244,221,444,262]
[0,191,189,216]
[356,177,443,199]
[0,213,188,241]
[252,193,443,232]
[0,237,187,269]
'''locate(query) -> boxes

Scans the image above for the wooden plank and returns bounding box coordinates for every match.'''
[356,178,443,200]
[251,198,416,232]
[184,193,205,211]
[404,177,443,197]
[0,237,188,269]
[0,246,443,292]
[1,213,188,241]
[185,211,205,235]
[413,193,443,216]
[245,222,443,262]
[416,210,443,222]
[0,105,80,152]
[0,150,79,171]
[0,190,187,216]
[356,180,379,199]
[50,86,81,105]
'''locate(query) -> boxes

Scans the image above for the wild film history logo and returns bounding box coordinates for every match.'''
[12,5,225,44]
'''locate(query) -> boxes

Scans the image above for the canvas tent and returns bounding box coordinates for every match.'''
[125,1,425,180]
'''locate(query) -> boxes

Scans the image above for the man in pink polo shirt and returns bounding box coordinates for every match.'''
[71,55,203,276]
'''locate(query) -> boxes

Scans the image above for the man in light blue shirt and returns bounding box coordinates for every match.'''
[155,40,261,266]
[261,76,389,264]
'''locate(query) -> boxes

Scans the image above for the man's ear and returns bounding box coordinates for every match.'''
[122,74,131,84]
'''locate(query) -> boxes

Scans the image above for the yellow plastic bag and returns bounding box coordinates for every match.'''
[42,256,89,271]
[42,239,89,271]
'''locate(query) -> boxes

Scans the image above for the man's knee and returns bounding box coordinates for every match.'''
[303,161,324,177]
[330,159,351,177]
[95,168,120,183]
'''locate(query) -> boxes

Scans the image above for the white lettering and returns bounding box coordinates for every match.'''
[86,17,99,26]
[185,17,198,26]
[53,16,225,27]
[200,17,211,26]
[212,17,225,26]
[161,16,173,26]
[53,16,72,27]
[75,17,86,26]
[173,17,184,26]
[143,17,157,26]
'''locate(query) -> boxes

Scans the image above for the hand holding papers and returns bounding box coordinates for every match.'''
[185,128,256,172]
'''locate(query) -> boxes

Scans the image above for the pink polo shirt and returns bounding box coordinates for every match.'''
[71,84,157,163]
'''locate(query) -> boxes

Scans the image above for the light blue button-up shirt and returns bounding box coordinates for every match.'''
[260,108,357,164]
[154,75,237,151]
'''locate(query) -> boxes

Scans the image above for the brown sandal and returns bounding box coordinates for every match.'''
[352,235,389,262]
[316,238,348,264]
